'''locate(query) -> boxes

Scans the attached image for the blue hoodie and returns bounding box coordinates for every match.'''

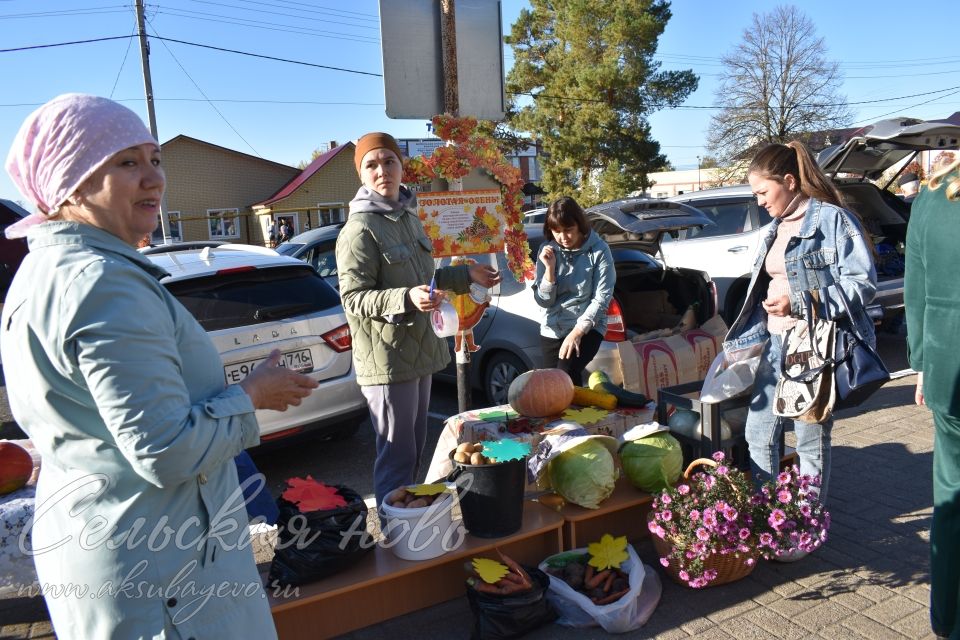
[533,229,616,338]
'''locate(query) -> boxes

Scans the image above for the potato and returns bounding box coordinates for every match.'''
[456,442,475,454]
[453,451,471,464]
[406,498,428,509]
[470,451,486,465]
[385,488,408,505]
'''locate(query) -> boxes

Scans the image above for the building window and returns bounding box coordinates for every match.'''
[208,208,240,239]
[151,211,182,243]
[317,204,345,227]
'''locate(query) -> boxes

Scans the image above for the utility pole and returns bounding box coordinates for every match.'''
[440,0,473,413]
[697,155,702,191]
[135,0,171,244]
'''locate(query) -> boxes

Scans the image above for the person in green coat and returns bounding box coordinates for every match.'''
[336,132,500,506]
[905,155,960,640]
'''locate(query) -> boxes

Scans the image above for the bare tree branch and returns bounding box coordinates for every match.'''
[707,5,852,169]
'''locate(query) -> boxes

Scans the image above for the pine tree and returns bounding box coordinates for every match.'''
[505,0,697,206]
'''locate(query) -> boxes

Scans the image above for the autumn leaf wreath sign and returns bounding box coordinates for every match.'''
[406,115,535,352]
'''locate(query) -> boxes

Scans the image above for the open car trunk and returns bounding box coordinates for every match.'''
[833,181,908,282]
[611,251,715,338]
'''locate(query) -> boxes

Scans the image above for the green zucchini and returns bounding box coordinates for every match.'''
[588,370,649,407]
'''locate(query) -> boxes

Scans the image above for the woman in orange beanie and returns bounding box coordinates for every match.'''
[336,132,500,506]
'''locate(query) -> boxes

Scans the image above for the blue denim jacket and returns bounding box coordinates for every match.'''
[724,198,877,352]
[533,230,616,338]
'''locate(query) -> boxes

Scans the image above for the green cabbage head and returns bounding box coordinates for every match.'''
[547,438,616,509]
[620,433,683,493]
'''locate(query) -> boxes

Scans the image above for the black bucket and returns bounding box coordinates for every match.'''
[448,451,526,538]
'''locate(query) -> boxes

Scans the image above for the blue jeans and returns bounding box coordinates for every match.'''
[744,333,832,504]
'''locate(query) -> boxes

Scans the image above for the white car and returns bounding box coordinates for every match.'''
[145,244,367,443]
[662,185,772,323]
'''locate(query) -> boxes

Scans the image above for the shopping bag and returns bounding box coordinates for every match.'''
[774,293,835,422]
[700,343,764,403]
[538,545,661,633]
[830,287,890,409]
[466,566,557,640]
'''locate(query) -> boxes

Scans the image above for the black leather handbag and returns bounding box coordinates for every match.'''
[829,287,891,410]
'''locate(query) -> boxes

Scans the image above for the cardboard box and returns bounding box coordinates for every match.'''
[615,315,728,399]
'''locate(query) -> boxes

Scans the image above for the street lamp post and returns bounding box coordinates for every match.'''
[697,155,702,191]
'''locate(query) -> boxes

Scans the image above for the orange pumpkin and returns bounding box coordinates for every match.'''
[507,368,574,417]
[0,441,33,495]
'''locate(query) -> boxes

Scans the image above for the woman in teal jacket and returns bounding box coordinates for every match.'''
[905,156,960,640]
[1,94,317,639]
[533,196,615,386]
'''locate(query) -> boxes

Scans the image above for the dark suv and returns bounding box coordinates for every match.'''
[0,199,30,302]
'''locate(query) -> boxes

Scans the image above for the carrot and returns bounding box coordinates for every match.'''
[467,577,528,596]
[602,570,615,593]
[592,587,630,606]
[466,577,502,595]
[585,568,612,590]
[584,564,595,586]
[495,549,532,590]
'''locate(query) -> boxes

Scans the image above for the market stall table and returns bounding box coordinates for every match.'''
[265,500,563,639]
[425,403,657,492]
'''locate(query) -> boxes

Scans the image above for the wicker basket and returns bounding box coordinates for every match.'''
[649,458,759,588]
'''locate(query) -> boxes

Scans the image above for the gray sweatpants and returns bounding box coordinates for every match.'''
[361,375,432,506]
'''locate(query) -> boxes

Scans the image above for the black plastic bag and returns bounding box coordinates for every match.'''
[268,485,373,587]
[467,566,557,640]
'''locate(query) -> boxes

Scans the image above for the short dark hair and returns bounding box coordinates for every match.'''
[543,196,590,237]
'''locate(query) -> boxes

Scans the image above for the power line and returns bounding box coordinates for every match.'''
[181,0,379,30]
[153,6,379,43]
[146,18,263,158]
[0,34,132,52]
[150,35,382,76]
[510,85,960,110]
[109,27,137,98]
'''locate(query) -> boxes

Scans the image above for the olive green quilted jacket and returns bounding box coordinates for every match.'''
[336,186,471,385]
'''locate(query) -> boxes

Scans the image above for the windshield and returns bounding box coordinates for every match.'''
[164,265,340,331]
[275,243,303,256]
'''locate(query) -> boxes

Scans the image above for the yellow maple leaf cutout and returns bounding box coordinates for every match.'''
[588,534,629,571]
[407,483,448,497]
[562,406,609,425]
[472,558,510,584]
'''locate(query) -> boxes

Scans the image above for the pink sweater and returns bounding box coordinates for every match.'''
[764,202,808,335]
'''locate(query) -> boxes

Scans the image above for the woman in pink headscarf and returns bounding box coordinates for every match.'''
[1,94,317,639]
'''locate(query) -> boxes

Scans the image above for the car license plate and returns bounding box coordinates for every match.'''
[224,349,314,384]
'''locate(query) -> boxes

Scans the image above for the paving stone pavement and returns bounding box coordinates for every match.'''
[0,375,942,639]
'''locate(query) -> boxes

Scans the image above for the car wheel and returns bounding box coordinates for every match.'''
[327,416,363,441]
[483,351,527,406]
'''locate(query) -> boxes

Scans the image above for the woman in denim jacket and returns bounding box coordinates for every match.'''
[534,196,615,385]
[724,142,877,519]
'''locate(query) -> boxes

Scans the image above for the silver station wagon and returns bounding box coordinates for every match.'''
[145,244,367,444]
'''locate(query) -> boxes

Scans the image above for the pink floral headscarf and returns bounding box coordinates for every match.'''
[4,93,158,238]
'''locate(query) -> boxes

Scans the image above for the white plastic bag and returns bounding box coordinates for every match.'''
[699,343,764,403]
[538,544,662,633]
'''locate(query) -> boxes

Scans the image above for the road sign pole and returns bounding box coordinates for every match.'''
[440,0,473,414]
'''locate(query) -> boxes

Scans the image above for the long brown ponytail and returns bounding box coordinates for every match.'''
[748,141,845,207]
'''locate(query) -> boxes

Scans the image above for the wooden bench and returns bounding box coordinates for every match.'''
[545,476,654,549]
[265,500,563,639]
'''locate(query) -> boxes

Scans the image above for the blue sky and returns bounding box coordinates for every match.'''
[2,0,959,205]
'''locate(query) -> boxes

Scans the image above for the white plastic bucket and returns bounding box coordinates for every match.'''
[379,489,465,561]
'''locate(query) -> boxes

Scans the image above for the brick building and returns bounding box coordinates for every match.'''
[251,142,358,243]
[159,135,299,245]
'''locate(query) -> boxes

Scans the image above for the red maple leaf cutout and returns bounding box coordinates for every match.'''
[281,475,348,512]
